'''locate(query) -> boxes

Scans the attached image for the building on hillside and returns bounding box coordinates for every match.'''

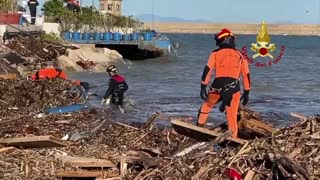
[99,0,122,16]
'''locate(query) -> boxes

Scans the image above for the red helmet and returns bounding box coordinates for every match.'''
[215,28,234,41]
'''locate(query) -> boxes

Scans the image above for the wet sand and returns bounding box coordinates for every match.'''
[143,22,320,35]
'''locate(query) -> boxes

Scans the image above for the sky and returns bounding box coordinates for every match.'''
[36,0,320,24]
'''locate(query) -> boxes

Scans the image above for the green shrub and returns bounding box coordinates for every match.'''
[42,0,144,33]
[0,0,12,13]
[40,32,63,44]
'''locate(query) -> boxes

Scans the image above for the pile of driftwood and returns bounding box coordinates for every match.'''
[0,108,116,179]
[0,78,84,113]
[0,112,184,179]
[4,36,74,62]
[126,114,320,180]
[0,110,104,138]
[0,106,319,179]
[0,147,71,179]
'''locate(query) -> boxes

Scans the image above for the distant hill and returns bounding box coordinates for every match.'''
[36,1,305,25]
[135,14,210,23]
[271,20,299,24]
[142,22,319,35]
[134,14,302,24]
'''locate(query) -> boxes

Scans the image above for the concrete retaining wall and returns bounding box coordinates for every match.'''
[42,23,60,36]
[0,23,59,41]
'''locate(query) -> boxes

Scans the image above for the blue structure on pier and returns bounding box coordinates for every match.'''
[63,31,171,54]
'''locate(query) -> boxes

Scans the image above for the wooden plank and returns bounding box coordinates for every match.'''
[0,73,16,80]
[174,142,206,157]
[55,155,116,168]
[120,157,127,178]
[239,118,276,136]
[142,112,160,130]
[288,147,303,159]
[0,147,15,153]
[55,171,119,178]
[96,178,121,180]
[170,119,246,145]
[290,113,308,121]
[244,170,255,180]
[69,160,115,168]
[0,136,66,148]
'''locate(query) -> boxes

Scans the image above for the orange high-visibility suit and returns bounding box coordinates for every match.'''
[30,68,84,85]
[31,68,68,80]
[197,29,251,138]
[30,67,89,92]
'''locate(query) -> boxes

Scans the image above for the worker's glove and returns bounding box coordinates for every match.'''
[100,99,105,105]
[200,84,208,100]
[240,90,250,106]
[101,98,111,106]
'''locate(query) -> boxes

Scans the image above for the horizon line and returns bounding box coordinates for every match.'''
[140,21,320,25]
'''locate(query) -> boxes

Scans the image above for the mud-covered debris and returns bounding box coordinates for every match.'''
[0,60,22,78]
[124,114,320,180]
[0,78,84,113]
[5,36,75,63]
[0,102,319,180]
[76,60,96,70]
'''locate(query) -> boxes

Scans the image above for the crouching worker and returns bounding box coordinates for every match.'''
[101,65,128,111]
[30,66,68,80]
[29,66,90,95]
[197,28,251,138]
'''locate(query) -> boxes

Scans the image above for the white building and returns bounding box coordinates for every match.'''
[99,0,122,16]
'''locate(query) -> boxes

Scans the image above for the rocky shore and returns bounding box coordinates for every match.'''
[0,36,123,77]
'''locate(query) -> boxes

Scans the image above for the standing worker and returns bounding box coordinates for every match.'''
[28,0,39,25]
[101,65,128,112]
[74,1,80,13]
[67,0,80,13]
[197,28,251,138]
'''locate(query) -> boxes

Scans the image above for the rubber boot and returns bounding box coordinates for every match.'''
[196,122,204,127]
[196,109,205,127]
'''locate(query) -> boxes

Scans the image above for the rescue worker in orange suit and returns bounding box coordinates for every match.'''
[30,67,90,92]
[30,67,68,80]
[197,28,251,138]
[102,65,128,107]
